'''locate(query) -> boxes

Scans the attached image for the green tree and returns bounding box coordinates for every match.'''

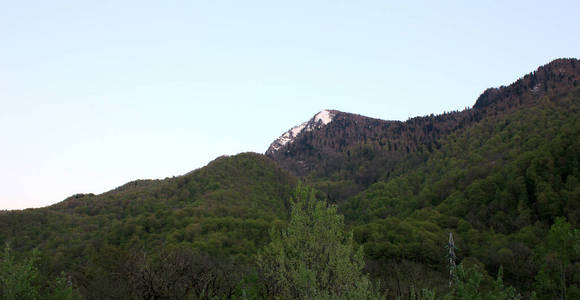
[450,264,520,300]
[0,245,39,300]
[257,185,380,299]
[0,245,77,300]
[45,273,77,300]
[535,217,580,300]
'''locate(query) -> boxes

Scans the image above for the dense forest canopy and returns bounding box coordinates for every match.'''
[1,58,579,299]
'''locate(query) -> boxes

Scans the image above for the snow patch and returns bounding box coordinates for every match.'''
[531,83,542,94]
[314,110,333,125]
[291,122,307,137]
[267,110,337,154]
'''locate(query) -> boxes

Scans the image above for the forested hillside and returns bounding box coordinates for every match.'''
[0,154,297,297]
[268,58,580,203]
[1,59,579,299]
[342,85,580,298]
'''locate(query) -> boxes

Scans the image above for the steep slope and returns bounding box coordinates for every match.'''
[342,86,580,295]
[266,109,339,154]
[266,58,580,202]
[266,107,479,203]
[260,58,580,296]
[335,61,580,296]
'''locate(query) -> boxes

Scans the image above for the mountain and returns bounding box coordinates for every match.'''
[261,58,580,296]
[0,58,579,299]
[0,153,298,297]
[337,58,580,295]
[266,109,339,155]
[266,58,580,201]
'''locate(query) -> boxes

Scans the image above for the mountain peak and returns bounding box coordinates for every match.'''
[266,110,338,155]
[473,58,580,109]
[313,109,335,125]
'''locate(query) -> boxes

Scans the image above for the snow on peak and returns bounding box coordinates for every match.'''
[314,110,333,125]
[267,110,337,154]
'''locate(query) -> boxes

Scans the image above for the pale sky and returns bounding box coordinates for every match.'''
[1,1,579,210]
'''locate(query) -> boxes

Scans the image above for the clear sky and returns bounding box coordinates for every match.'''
[1,1,579,210]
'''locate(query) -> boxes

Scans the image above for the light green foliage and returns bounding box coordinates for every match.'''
[257,185,381,299]
[0,153,297,297]
[0,245,39,300]
[534,217,580,300]
[0,246,78,300]
[449,264,520,300]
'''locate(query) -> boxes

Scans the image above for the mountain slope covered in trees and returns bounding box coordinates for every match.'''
[0,58,579,299]
[268,58,580,203]
[343,84,580,297]
[0,154,298,297]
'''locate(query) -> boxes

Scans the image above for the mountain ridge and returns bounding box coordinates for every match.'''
[266,109,339,155]
[16,58,579,211]
[265,58,580,192]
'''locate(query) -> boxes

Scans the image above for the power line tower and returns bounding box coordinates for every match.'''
[447,232,457,287]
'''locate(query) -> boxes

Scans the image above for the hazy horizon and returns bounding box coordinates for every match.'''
[1,1,579,210]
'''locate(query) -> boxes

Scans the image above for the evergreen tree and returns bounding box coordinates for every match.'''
[0,245,78,300]
[257,185,380,299]
[450,264,521,300]
[0,245,39,300]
